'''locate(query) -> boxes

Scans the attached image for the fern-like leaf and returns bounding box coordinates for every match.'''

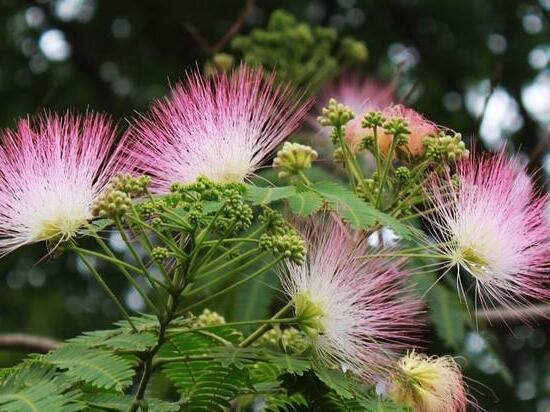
[46,345,135,391]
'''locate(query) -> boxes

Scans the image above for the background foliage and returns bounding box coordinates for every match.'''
[1,0,550,410]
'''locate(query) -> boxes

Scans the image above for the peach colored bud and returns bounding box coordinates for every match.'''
[380,105,437,157]
[344,116,368,153]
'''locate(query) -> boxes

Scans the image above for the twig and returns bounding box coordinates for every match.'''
[0,334,61,353]
[527,126,550,171]
[185,0,255,57]
[209,0,255,55]
[475,302,550,324]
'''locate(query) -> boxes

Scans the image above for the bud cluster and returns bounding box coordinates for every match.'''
[260,230,306,265]
[109,173,151,197]
[423,132,469,162]
[191,308,226,329]
[91,187,131,218]
[273,142,318,180]
[256,325,310,353]
[318,98,354,128]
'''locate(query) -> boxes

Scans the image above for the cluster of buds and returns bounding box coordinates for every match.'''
[423,132,470,162]
[273,142,318,181]
[91,187,131,218]
[191,308,226,329]
[259,207,287,235]
[260,230,306,264]
[214,188,253,234]
[318,98,354,128]
[151,246,168,263]
[108,173,151,197]
[256,325,310,353]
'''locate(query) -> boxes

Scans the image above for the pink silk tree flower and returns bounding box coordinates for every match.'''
[426,151,550,319]
[122,65,311,192]
[280,216,423,382]
[390,351,469,412]
[0,113,120,255]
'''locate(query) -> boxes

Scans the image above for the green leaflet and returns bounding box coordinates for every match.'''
[288,191,324,216]
[264,392,308,412]
[0,366,82,412]
[45,345,135,391]
[245,185,296,204]
[82,393,179,412]
[312,181,415,239]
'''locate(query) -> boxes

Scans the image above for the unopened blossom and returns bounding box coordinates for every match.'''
[122,65,311,192]
[378,104,438,157]
[390,351,468,412]
[313,73,395,153]
[426,152,550,318]
[0,113,120,254]
[280,216,422,381]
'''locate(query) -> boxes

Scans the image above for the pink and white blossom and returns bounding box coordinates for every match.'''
[0,113,120,254]
[280,216,423,381]
[426,151,550,318]
[122,65,311,192]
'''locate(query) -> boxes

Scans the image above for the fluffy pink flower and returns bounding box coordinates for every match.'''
[0,113,120,254]
[426,151,550,318]
[122,65,311,192]
[280,216,422,381]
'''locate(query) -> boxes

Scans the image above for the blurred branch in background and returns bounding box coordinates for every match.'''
[0,333,61,353]
[185,0,255,56]
[476,302,550,324]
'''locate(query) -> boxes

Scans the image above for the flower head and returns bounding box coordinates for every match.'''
[280,216,422,381]
[390,351,468,412]
[0,113,120,254]
[426,152,550,317]
[122,65,311,192]
[312,73,394,151]
[379,104,438,157]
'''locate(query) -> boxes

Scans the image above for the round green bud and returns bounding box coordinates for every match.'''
[273,142,318,180]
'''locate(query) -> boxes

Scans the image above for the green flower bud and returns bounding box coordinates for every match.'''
[192,308,226,328]
[423,131,469,163]
[204,53,235,76]
[361,111,385,129]
[91,188,132,218]
[109,173,151,197]
[396,166,411,182]
[318,98,355,128]
[259,230,306,265]
[273,142,318,180]
[151,246,168,263]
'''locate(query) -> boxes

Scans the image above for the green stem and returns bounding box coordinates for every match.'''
[178,255,284,314]
[91,232,163,315]
[185,251,268,297]
[168,317,298,336]
[195,248,259,280]
[239,301,294,348]
[197,224,267,273]
[72,244,137,332]
[375,134,399,208]
[128,204,173,288]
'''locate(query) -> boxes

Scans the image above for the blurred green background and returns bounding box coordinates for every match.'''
[1,0,550,410]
